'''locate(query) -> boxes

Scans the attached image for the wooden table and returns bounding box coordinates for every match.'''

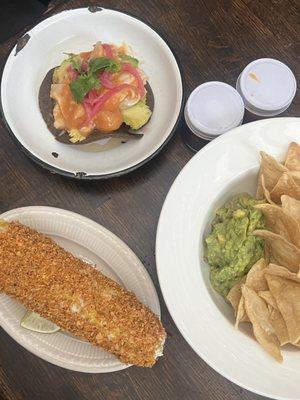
[0,1,299,399]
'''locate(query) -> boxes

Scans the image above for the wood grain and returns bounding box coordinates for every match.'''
[0,0,299,399]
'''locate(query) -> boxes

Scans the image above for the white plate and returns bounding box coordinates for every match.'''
[1,7,183,179]
[156,117,300,400]
[0,206,161,373]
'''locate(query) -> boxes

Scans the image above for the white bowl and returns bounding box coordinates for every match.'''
[156,117,300,400]
[1,7,183,179]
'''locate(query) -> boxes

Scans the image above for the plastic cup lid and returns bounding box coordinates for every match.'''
[239,58,296,112]
[185,82,245,136]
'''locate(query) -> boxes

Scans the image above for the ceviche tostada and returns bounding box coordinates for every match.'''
[39,41,154,144]
[204,142,300,363]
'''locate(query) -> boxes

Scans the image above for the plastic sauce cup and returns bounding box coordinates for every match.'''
[184,82,245,141]
[236,58,297,117]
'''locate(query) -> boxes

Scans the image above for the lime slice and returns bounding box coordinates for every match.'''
[21,311,60,333]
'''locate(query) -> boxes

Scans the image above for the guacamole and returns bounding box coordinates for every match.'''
[204,193,265,297]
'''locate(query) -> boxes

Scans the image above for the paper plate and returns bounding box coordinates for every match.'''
[156,117,300,399]
[1,7,183,179]
[0,206,161,373]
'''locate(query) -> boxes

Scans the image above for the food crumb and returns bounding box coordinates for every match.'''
[52,152,59,158]
[249,72,260,83]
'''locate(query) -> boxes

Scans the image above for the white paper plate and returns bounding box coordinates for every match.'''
[0,206,161,373]
[1,7,183,179]
[156,117,300,400]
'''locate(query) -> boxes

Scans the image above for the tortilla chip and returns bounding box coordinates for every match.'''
[288,170,300,187]
[264,241,271,264]
[266,264,300,283]
[255,204,300,247]
[266,274,300,344]
[281,195,300,225]
[245,258,268,291]
[285,142,300,171]
[268,306,290,346]
[270,172,300,204]
[235,295,249,328]
[256,152,287,200]
[258,290,278,310]
[253,230,300,273]
[257,174,275,203]
[242,285,282,362]
[258,290,290,345]
[227,275,246,314]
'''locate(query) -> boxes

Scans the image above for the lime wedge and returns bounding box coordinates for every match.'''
[21,311,60,333]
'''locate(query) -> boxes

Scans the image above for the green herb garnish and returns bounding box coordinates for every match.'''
[89,57,121,74]
[118,53,139,67]
[70,57,121,103]
[70,74,99,103]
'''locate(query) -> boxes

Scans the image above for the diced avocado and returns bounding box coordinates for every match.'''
[121,101,152,130]
[69,129,86,143]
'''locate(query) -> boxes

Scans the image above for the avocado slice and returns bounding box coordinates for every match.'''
[121,101,152,130]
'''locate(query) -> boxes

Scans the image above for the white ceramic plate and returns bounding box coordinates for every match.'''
[0,206,161,373]
[1,7,183,179]
[156,117,300,400]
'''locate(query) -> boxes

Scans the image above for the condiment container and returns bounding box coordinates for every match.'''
[236,58,296,117]
[184,82,245,141]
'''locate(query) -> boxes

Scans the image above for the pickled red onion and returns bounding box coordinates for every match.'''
[102,44,114,58]
[82,60,88,72]
[87,84,131,121]
[100,71,115,89]
[85,89,99,106]
[67,65,79,81]
[122,63,145,97]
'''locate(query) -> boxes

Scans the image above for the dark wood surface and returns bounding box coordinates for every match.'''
[0,0,299,399]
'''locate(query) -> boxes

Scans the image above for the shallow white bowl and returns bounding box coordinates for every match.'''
[1,7,183,179]
[156,117,300,399]
[0,206,161,373]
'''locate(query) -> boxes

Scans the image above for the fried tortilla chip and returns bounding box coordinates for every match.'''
[256,152,287,200]
[242,285,282,362]
[231,259,267,327]
[266,274,300,344]
[227,275,246,315]
[258,291,289,345]
[235,295,249,328]
[270,172,300,204]
[255,204,300,247]
[288,170,300,187]
[264,241,271,264]
[281,195,300,225]
[253,230,300,273]
[258,290,278,310]
[245,258,268,291]
[285,142,300,171]
[266,264,300,283]
[268,306,290,346]
[257,174,275,204]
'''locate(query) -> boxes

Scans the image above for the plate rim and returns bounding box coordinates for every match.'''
[0,205,161,373]
[0,6,185,180]
[156,117,300,400]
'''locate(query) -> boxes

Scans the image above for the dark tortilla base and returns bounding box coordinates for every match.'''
[38,68,154,145]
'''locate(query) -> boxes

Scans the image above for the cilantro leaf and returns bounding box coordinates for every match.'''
[118,53,139,67]
[89,57,121,74]
[69,57,121,103]
[70,57,81,73]
[70,74,99,103]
